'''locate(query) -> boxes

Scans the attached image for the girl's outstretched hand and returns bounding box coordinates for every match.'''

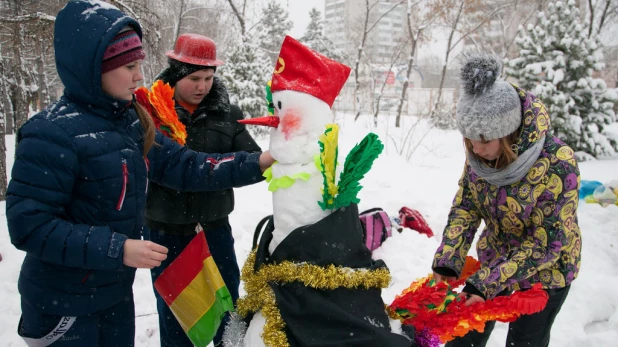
[259,150,275,173]
[123,239,168,269]
[458,292,486,306]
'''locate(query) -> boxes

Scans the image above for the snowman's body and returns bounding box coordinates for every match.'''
[264,90,334,255]
[244,91,333,347]
[228,36,411,347]
[268,161,329,254]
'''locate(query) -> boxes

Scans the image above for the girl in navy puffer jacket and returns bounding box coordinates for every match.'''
[6,1,273,346]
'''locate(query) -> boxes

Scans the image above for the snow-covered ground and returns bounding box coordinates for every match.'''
[1,113,617,346]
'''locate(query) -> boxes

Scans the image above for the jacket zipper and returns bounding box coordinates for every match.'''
[116,160,128,211]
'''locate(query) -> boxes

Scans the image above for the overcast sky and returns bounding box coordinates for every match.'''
[284,0,326,38]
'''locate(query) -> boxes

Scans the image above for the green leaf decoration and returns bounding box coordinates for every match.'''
[265,80,274,116]
[267,172,311,192]
[334,133,384,209]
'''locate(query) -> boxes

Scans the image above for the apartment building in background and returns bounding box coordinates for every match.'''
[324,0,420,112]
[324,0,408,64]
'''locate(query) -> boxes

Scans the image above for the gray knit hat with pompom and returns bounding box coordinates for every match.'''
[456,54,522,141]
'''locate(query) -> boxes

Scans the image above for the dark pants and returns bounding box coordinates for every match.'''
[18,293,135,346]
[446,286,571,347]
[146,223,240,347]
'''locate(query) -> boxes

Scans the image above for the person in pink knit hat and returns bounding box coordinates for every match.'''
[6,2,273,346]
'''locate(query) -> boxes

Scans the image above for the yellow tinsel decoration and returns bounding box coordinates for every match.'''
[237,251,392,347]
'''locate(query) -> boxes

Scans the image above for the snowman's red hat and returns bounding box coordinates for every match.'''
[271,36,351,108]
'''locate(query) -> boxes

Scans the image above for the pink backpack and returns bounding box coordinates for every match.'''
[359,208,392,252]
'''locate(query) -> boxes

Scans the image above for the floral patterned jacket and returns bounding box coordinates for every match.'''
[433,86,582,299]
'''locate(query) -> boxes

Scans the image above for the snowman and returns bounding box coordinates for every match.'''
[223,36,413,347]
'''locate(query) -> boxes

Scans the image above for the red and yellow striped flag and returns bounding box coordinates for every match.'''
[154,230,233,347]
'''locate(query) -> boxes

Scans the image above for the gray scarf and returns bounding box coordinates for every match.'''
[467,135,546,186]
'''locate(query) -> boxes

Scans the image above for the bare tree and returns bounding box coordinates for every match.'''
[0,53,9,201]
[173,0,188,41]
[428,0,513,128]
[430,0,465,129]
[372,38,408,126]
[395,0,443,127]
[0,0,60,134]
[587,0,618,37]
[463,0,551,62]
[7,0,28,133]
[0,11,55,22]
[225,0,247,36]
[129,0,240,83]
[0,0,61,199]
[352,0,407,120]
[163,0,229,42]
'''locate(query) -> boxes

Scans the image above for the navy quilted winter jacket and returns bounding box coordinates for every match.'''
[6,0,263,316]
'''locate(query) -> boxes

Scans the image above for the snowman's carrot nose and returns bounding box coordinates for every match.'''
[238,116,280,128]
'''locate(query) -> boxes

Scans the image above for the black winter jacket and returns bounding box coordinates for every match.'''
[145,78,261,234]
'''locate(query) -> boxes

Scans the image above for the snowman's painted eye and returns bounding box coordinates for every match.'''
[277,101,282,109]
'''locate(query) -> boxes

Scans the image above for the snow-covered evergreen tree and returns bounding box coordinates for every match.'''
[300,8,346,62]
[506,0,618,158]
[255,1,293,65]
[219,37,273,136]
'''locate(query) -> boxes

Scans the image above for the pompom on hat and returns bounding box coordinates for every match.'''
[456,54,522,141]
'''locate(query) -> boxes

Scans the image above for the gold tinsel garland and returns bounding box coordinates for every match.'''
[237,251,392,347]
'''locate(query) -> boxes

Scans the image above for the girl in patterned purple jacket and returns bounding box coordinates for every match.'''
[432,54,581,347]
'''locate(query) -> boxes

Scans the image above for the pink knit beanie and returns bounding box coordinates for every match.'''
[101,27,146,74]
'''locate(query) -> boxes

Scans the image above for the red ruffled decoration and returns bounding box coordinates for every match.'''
[135,86,165,135]
[388,257,549,345]
[134,82,187,145]
[134,87,153,115]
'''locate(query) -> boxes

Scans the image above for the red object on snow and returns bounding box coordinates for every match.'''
[0,253,3,262]
[399,206,434,237]
[271,36,351,107]
[166,34,224,66]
